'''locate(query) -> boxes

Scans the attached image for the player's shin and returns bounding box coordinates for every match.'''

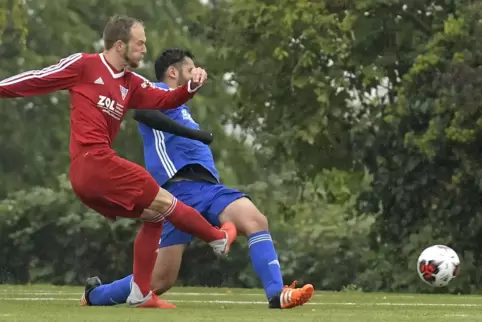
[248,230,284,299]
[162,198,226,242]
[131,222,163,299]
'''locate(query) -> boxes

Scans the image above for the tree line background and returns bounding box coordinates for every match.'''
[1,0,482,294]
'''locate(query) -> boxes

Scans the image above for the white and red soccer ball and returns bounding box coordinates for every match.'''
[416,245,460,287]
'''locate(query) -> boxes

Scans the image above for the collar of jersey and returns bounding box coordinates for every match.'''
[155,82,189,109]
[99,53,125,79]
[154,82,174,91]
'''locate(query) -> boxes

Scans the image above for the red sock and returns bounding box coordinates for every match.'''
[133,221,163,296]
[163,198,225,242]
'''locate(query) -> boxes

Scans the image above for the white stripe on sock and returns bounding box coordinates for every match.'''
[248,238,272,247]
[248,234,272,247]
[248,234,272,243]
[161,198,178,218]
[145,199,178,223]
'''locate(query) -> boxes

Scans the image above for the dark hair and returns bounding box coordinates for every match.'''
[103,15,143,50]
[154,48,194,81]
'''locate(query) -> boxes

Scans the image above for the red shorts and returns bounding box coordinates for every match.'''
[69,148,159,220]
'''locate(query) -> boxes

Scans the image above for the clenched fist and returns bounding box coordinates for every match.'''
[188,67,208,92]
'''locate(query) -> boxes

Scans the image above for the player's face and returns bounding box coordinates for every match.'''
[124,23,146,68]
[177,57,195,86]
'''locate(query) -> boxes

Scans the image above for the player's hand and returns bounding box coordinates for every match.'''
[189,67,208,91]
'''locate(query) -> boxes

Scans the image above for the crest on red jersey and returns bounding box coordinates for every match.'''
[120,85,128,100]
[141,80,155,89]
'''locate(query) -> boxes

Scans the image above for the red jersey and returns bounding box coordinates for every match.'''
[0,52,197,158]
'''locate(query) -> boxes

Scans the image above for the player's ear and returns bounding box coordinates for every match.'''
[114,40,125,52]
[167,66,177,79]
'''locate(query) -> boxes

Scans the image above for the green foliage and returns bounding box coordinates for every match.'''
[260,170,374,291]
[4,0,482,294]
[0,0,28,49]
[213,0,357,175]
[0,0,254,195]
[350,2,482,292]
[207,0,482,293]
[0,175,137,284]
[0,0,267,287]
[0,169,373,292]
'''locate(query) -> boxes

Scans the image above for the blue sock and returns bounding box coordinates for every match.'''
[89,275,133,306]
[248,230,284,299]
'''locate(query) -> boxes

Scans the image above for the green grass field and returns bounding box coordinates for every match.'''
[0,285,481,321]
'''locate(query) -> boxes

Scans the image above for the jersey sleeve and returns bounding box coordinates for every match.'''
[129,73,198,110]
[0,53,85,98]
[133,109,214,144]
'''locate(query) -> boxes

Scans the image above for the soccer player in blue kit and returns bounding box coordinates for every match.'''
[81,49,314,309]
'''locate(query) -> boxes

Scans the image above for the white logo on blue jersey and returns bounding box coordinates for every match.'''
[181,109,197,124]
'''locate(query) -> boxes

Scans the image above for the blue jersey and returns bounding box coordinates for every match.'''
[137,82,219,186]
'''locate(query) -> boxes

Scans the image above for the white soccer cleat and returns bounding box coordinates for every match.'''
[209,234,229,257]
[127,281,176,309]
[209,222,237,257]
[126,282,152,307]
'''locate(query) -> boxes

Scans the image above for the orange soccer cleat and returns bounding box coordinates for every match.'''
[130,293,176,309]
[268,281,315,309]
[127,282,176,309]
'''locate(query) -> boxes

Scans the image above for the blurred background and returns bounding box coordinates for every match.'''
[1,0,482,294]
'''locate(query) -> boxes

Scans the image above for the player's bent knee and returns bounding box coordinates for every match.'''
[242,212,269,234]
[220,198,269,235]
[238,215,268,236]
[254,213,269,230]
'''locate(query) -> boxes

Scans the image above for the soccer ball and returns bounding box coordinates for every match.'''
[417,245,460,287]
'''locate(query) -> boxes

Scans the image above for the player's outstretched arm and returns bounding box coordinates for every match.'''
[133,110,213,145]
[129,68,207,110]
[0,53,85,98]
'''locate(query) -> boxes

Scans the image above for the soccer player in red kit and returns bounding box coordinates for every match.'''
[0,15,236,308]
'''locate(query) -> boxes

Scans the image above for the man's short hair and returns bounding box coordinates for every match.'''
[154,48,194,81]
[103,15,143,50]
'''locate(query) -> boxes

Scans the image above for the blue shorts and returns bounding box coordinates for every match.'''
[159,180,247,248]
